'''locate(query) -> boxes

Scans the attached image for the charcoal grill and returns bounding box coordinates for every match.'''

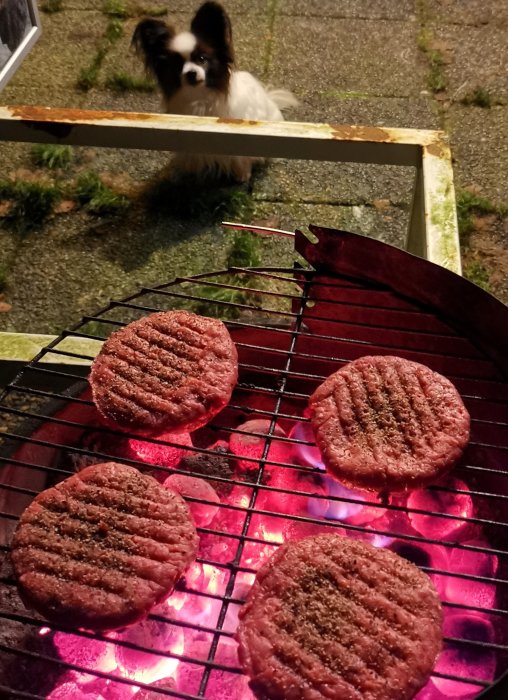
[1,227,508,700]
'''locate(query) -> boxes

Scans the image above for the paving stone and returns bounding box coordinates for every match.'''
[289,94,439,128]
[0,86,87,108]
[252,160,415,207]
[269,16,425,99]
[434,24,508,103]
[278,0,416,20]
[448,104,508,206]
[5,11,106,91]
[251,200,408,248]
[427,0,508,26]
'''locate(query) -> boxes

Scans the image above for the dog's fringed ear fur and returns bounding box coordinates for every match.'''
[190,2,234,64]
[132,18,175,73]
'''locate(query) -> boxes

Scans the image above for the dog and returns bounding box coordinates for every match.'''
[132,1,297,182]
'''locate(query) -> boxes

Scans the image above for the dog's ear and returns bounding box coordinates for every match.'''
[132,19,175,70]
[191,2,234,62]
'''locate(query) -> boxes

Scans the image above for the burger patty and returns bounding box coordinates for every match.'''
[11,462,198,631]
[309,355,470,492]
[237,534,442,700]
[90,310,238,434]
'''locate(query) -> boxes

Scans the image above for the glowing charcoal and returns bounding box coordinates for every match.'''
[407,478,474,541]
[258,462,306,516]
[164,563,226,627]
[389,539,449,597]
[229,419,287,472]
[53,631,117,675]
[47,682,102,699]
[133,676,176,699]
[164,473,220,527]
[445,540,498,608]
[128,431,192,470]
[433,612,496,698]
[115,618,184,683]
[289,420,324,470]
[175,638,209,695]
[80,675,135,700]
[205,640,254,699]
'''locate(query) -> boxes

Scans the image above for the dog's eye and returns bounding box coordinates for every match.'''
[195,53,208,64]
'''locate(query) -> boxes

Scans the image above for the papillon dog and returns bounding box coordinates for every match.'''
[132,1,297,182]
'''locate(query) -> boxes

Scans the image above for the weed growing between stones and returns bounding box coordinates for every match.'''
[0,180,61,232]
[75,172,130,216]
[463,260,491,291]
[192,232,264,319]
[456,190,507,243]
[31,145,74,169]
[459,87,504,108]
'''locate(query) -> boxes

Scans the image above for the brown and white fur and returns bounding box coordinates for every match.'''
[132,1,297,182]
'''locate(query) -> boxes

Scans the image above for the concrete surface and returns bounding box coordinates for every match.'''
[0,0,507,336]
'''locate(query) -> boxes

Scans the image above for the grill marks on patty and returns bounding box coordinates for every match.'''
[237,535,442,700]
[310,355,470,492]
[90,311,238,433]
[11,462,198,631]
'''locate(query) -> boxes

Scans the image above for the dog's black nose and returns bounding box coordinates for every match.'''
[184,70,198,85]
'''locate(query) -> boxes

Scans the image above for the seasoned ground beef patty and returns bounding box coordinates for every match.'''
[309,355,470,493]
[90,310,238,434]
[11,462,198,631]
[237,534,442,700]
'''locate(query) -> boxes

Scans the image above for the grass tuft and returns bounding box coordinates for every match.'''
[31,144,73,169]
[106,71,156,92]
[77,45,108,91]
[75,172,130,216]
[460,87,494,108]
[227,231,261,268]
[0,180,60,232]
[427,49,447,93]
[40,0,63,12]
[417,23,447,93]
[103,0,129,18]
[106,18,124,42]
[463,261,491,291]
[193,233,263,319]
[456,190,505,241]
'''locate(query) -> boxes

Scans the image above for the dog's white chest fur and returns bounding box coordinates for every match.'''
[164,72,288,122]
